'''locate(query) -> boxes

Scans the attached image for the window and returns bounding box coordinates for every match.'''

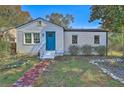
[72,35,78,44]
[24,33,40,44]
[25,33,32,44]
[37,21,42,26]
[94,35,100,44]
[33,33,40,43]
[39,21,41,24]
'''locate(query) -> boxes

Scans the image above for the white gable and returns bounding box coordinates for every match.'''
[16,18,63,32]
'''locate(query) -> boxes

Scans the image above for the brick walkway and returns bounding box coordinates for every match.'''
[12,60,50,87]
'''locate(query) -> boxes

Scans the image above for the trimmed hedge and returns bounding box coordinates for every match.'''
[69,45,80,55]
[69,45,106,56]
[95,46,106,56]
[81,45,92,55]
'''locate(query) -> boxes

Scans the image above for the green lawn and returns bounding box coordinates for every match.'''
[0,54,124,87]
[33,56,124,87]
[108,50,123,57]
[0,53,39,87]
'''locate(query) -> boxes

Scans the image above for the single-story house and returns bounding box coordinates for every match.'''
[12,17,108,59]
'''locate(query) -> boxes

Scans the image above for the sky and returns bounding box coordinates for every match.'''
[21,5,101,29]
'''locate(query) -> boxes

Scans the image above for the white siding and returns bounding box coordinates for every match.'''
[16,19,64,55]
[16,18,107,56]
[43,23,64,55]
[64,31,107,53]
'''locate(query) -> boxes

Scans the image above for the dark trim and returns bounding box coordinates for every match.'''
[15,18,41,29]
[3,17,108,33]
[3,17,64,33]
[39,18,64,28]
[15,17,64,29]
[2,19,39,32]
[106,31,108,56]
[64,29,108,32]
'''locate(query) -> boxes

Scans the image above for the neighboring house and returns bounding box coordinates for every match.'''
[7,27,17,42]
[0,27,16,42]
[11,17,107,59]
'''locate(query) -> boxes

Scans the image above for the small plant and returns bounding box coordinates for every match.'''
[0,59,28,70]
[95,46,106,56]
[109,60,117,67]
[69,45,79,55]
[33,75,44,87]
[81,45,92,55]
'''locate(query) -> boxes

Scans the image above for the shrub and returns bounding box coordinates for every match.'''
[81,45,92,55]
[0,38,10,53]
[95,46,106,56]
[69,45,79,55]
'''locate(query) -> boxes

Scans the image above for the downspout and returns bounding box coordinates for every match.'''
[106,31,108,56]
[122,24,124,57]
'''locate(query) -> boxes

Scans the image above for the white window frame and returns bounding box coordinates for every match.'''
[24,32,32,44]
[33,33,40,44]
[24,32,40,45]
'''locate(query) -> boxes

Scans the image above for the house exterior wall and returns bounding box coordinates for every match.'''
[43,26,64,55]
[64,31,107,54]
[16,18,107,56]
[16,19,64,55]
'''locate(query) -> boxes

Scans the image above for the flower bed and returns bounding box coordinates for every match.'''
[90,58,124,84]
[0,59,29,70]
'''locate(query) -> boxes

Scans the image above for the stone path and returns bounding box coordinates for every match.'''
[90,59,124,84]
[12,60,50,87]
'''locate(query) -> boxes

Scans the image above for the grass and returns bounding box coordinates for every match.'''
[33,56,124,87]
[0,53,39,87]
[0,53,124,87]
[108,51,123,57]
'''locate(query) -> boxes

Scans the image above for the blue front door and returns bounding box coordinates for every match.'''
[46,32,55,50]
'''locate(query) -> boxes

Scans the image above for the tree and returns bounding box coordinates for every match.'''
[90,5,124,55]
[90,5,124,32]
[0,5,31,31]
[46,13,74,29]
[0,6,31,54]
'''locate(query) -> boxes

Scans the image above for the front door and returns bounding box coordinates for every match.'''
[46,32,55,50]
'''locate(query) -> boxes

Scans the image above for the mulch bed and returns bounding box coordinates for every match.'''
[12,60,50,87]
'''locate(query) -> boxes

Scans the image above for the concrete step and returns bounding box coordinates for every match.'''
[41,51,55,59]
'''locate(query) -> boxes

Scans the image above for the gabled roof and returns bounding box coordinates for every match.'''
[3,17,64,32]
[15,17,64,29]
[64,29,108,32]
[3,17,107,33]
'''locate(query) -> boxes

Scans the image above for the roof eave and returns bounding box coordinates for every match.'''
[64,29,108,32]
